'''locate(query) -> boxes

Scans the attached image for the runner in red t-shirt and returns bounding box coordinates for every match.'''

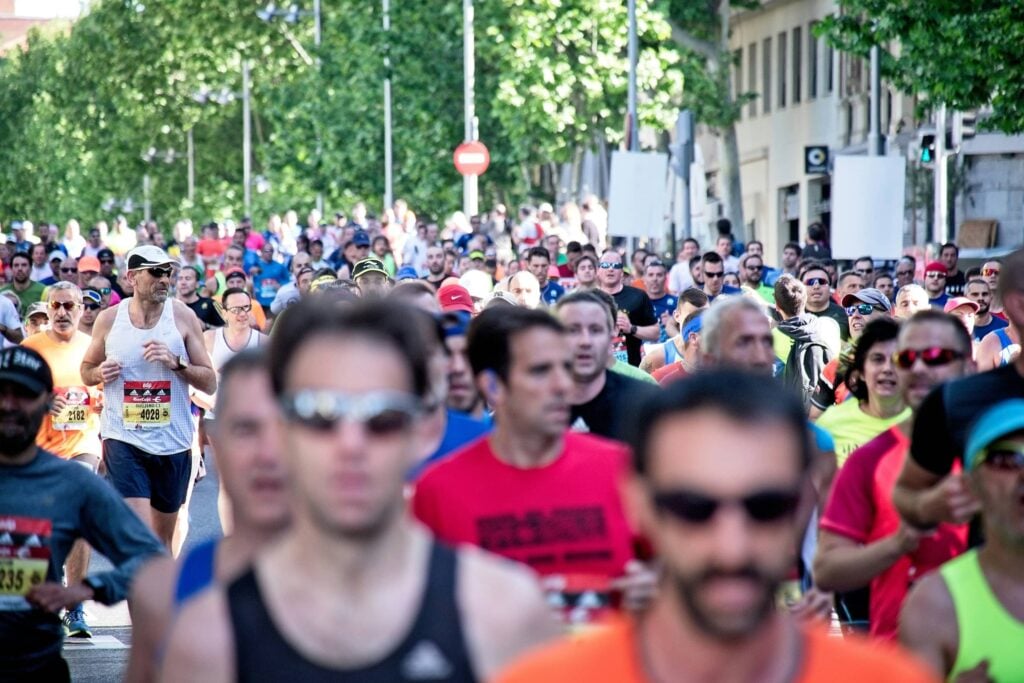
[814,310,973,638]
[413,306,652,625]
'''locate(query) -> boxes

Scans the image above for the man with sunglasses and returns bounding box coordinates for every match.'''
[740,253,774,304]
[96,248,125,299]
[894,256,916,291]
[901,399,1024,681]
[800,261,850,341]
[699,251,741,303]
[21,282,106,638]
[597,250,658,366]
[162,299,558,682]
[814,310,972,640]
[77,289,102,336]
[923,261,950,309]
[496,371,934,683]
[81,245,216,551]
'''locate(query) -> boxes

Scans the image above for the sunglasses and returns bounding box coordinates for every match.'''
[99,258,114,264]
[60,267,78,274]
[147,267,173,279]
[893,347,965,369]
[598,262,623,270]
[926,272,946,279]
[704,271,724,279]
[280,390,422,436]
[226,305,252,315]
[895,270,914,277]
[49,301,79,311]
[652,487,800,525]
[977,442,1024,471]
[97,287,111,296]
[746,264,763,271]
[845,303,881,316]
[803,277,828,287]
[982,268,1000,277]
[84,303,101,311]
[855,268,874,276]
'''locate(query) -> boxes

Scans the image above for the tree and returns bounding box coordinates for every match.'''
[819,1,1024,133]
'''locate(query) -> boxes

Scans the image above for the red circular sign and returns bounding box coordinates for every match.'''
[453,141,490,176]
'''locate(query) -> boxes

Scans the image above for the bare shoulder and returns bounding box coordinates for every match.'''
[458,545,561,680]
[160,588,234,683]
[130,554,177,619]
[901,570,956,639]
[91,305,118,337]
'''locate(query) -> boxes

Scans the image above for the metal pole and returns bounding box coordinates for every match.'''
[868,45,882,156]
[627,0,639,151]
[312,0,323,215]
[933,104,948,245]
[143,173,151,223]
[187,127,195,202]
[463,0,477,216]
[313,0,321,47]
[243,60,252,216]
[383,0,393,210]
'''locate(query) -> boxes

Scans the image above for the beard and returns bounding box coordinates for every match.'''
[670,564,780,642]
[0,401,48,457]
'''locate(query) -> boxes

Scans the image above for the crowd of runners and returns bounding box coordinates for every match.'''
[0,205,1022,682]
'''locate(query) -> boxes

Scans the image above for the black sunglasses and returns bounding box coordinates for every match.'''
[60,267,78,274]
[704,271,724,279]
[803,277,828,287]
[845,303,880,317]
[147,267,173,279]
[84,303,101,311]
[598,262,623,270]
[893,347,965,369]
[652,487,800,525]
[99,258,114,264]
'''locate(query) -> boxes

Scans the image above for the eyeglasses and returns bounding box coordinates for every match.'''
[598,262,623,270]
[652,487,800,525]
[893,347,965,369]
[147,267,173,279]
[855,268,874,277]
[49,301,80,311]
[704,271,724,279]
[982,267,1000,277]
[895,270,914,277]
[745,264,763,271]
[977,442,1024,471]
[280,390,423,436]
[60,267,78,274]
[802,277,828,287]
[226,305,252,315]
[925,272,946,279]
[99,258,114,265]
[845,303,881,317]
[97,287,111,296]
[84,303,101,311]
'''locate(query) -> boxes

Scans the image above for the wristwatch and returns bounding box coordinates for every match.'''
[629,324,637,336]
[174,355,188,371]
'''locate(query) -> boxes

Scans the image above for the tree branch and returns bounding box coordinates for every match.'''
[666,19,718,62]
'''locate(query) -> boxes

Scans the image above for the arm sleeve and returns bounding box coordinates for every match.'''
[909,386,955,476]
[819,449,874,543]
[79,476,166,604]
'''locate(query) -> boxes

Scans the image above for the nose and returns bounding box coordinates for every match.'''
[707,506,757,570]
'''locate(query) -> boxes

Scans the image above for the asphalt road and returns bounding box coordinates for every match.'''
[64,450,223,682]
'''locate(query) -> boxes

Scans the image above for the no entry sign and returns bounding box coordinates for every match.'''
[453,141,490,176]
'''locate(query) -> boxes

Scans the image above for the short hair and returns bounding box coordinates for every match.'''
[626,369,811,476]
[940,242,959,256]
[807,222,827,242]
[774,275,806,318]
[896,283,927,302]
[683,237,700,249]
[269,298,433,400]
[838,270,862,286]
[997,247,1024,301]
[212,348,268,418]
[854,256,873,267]
[845,318,901,402]
[872,271,894,287]
[310,239,323,249]
[748,240,764,251]
[965,277,989,291]
[46,281,82,303]
[701,251,723,268]
[574,254,597,272]
[688,255,702,270]
[701,297,768,360]
[556,289,615,331]
[526,246,550,263]
[783,242,803,256]
[467,306,564,383]
[798,260,828,279]
[964,266,981,280]
[644,260,667,275]
[222,287,251,303]
[581,243,598,256]
[899,255,917,267]
[901,310,972,358]
[677,287,709,311]
[11,251,30,266]
[389,279,436,301]
[566,241,582,254]
[312,267,337,280]
[715,218,732,236]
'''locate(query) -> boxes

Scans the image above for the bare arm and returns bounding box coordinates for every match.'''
[900,572,958,679]
[974,332,1000,372]
[633,324,660,342]
[159,589,234,683]
[80,308,118,386]
[639,343,666,374]
[893,459,979,529]
[174,301,217,395]
[126,557,176,683]
[0,322,23,343]
[813,528,921,593]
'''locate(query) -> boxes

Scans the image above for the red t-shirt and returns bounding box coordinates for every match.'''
[413,432,637,623]
[819,427,968,640]
[652,362,689,386]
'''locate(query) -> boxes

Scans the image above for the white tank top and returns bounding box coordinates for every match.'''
[101,299,194,454]
[211,327,260,372]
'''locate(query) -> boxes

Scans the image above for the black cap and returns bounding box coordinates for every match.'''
[0,347,53,395]
[352,257,389,280]
[97,247,115,261]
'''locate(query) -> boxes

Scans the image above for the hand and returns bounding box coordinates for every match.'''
[661,312,679,338]
[49,393,68,417]
[894,521,926,554]
[611,560,660,613]
[615,312,632,335]
[789,586,833,623]
[26,581,94,613]
[922,472,981,525]
[952,660,990,683]
[99,359,121,383]
[142,340,178,371]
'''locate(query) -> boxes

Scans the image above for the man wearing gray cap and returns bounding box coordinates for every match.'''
[81,245,216,552]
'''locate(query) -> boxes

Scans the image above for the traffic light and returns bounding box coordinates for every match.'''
[952,110,978,148]
[918,129,936,165]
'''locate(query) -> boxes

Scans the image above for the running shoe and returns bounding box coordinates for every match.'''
[62,607,92,638]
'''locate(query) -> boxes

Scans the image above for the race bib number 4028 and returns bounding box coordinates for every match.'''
[123,380,171,430]
[0,516,52,611]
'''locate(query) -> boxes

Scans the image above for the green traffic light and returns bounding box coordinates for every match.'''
[921,149,933,163]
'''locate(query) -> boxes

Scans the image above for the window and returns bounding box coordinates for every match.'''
[792,27,802,104]
[763,37,772,114]
[778,32,787,108]
[808,24,818,99]
[748,43,758,117]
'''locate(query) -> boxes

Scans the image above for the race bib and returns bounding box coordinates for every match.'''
[52,386,90,431]
[0,517,52,611]
[123,380,171,429]
[542,574,619,628]
[259,279,280,300]
[612,336,629,364]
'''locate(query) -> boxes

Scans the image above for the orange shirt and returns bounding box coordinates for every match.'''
[22,330,102,458]
[495,616,938,683]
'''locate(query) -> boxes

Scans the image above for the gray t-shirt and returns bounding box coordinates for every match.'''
[0,449,165,672]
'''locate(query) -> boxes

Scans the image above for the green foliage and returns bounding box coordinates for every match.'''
[818,1,1024,133]
[0,0,687,228]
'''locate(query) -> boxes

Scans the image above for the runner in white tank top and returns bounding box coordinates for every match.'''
[198,287,266,420]
[81,246,217,549]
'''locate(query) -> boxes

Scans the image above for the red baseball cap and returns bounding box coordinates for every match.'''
[223,267,247,281]
[437,284,474,314]
[943,296,979,314]
[924,261,948,274]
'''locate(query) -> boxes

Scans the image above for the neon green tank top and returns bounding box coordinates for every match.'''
[941,549,1024,682]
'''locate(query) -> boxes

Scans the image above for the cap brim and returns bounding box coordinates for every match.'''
[0,372,48,395]
[129,261,175,271]
[355,268,389,279]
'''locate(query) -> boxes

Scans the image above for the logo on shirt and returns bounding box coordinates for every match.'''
[401,640,453,680]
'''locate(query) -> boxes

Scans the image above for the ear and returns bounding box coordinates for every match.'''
[620,472,657,545]
[476,370,502,406]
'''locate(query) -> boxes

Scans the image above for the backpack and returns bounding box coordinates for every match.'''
[782,331,834,409]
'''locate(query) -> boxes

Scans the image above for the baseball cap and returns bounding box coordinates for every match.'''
[965,399,1024,470]
[924,261,948,275]
[395,265,419,281]
[25,302,49,320]
[484,290,518,309]
[82,289,102,305]
[468,250,485,261]
[97,248,115,261]
[352,257,389,280]
[437,284,475,314]
[48,250,66,264]
[0,346,53,395]
[944,296,979,314]
[223,267,247,281]
[77,256,102,273]
[126,245,174,271]
[352,230,371,247]
[841,287,892,311]
[459,269,493,300]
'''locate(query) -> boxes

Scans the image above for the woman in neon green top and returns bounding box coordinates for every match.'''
[815,318,910,467]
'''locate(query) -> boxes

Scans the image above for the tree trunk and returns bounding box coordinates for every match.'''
[718,124,745,233]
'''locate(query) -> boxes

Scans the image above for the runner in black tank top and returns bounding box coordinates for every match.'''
[228,541,476,682]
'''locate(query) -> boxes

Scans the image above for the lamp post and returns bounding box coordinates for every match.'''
[462,0,478,216]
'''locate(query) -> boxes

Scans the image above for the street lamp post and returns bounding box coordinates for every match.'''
[463,0,478,217]
[383,0,393,211]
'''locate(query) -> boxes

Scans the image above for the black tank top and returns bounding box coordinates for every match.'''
[226,541,478,683]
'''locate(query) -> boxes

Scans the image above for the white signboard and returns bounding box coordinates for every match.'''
[608,151,669,239]
[831,156,906,260]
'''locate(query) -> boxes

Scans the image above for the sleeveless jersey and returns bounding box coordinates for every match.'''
[227,542,478,682]
[100,299,193,454]
[173,539,218,609]
[995,328,1021,367]
[941,549,1024,682]
[212,327,260,371]
[661,338,680,365]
